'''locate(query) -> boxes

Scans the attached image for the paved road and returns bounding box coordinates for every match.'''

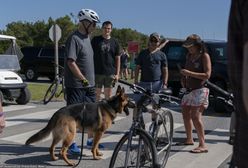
[0,85,233,168]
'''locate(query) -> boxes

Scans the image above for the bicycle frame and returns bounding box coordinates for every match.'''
[110,79,178,167]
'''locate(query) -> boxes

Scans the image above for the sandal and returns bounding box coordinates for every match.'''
[175,142,194,146]
[190,147,208,153]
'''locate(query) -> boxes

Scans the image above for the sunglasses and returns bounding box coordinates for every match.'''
[150,39,159,43]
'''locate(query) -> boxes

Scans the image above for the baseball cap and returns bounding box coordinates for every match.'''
[183,34,202,48]
[149,32,160,42]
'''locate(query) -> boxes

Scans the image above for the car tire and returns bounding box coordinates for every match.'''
[16,87,31,105]
[25,67,38,81]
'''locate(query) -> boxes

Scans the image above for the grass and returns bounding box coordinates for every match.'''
[27,74,135,101]
[27,83,64,101]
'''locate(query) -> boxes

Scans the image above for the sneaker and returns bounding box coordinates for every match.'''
[87,139,104,149]
[67,142,81,155]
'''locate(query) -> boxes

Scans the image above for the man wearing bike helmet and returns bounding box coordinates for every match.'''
[64,8,100,155]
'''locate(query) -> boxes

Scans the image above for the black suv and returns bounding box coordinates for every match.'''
[20,46,65,81]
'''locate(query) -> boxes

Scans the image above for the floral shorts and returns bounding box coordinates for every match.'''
[0,112,5,134]
[181,87,209,109]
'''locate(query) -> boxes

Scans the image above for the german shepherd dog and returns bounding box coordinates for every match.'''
[25,86,135,166]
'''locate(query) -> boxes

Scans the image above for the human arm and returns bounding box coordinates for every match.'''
[162,67,168,88]
[158,39,169,50]
[243,42,248,112]
[67,59,88,82]
[115,55,121,80]
[180,53,212,80]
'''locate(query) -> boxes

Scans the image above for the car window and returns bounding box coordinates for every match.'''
[40,48,54,58]
[166,46,187,61]
[40,48,64,58]
[21,47,41,58]
[207,43,227,61]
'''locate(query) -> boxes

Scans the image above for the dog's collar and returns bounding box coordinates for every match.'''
[100,100,117,119]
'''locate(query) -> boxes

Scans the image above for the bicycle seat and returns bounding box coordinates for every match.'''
[159,88,172,95]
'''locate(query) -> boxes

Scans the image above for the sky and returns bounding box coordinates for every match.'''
[0,0,231,41]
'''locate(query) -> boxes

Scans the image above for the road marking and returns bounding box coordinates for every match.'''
[166,128,232,168]
[5,109,57,127]
[3,105,36,112]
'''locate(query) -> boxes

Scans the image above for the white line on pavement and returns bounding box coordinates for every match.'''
[166,128,232,168]
[5,109,58,127]
[3,105,36,112]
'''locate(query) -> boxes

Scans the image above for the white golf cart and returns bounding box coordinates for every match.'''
[0,34,31,104]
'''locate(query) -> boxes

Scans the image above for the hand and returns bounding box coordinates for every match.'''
[114,74,119,81]
[82,79,89,87]
[111,75,118,87]
[180,69,191,76]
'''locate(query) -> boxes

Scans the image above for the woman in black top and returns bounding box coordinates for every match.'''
[179,34,211,153]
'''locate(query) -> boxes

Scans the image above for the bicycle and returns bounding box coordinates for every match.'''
[43,64,66,104]
[109,79,180,168]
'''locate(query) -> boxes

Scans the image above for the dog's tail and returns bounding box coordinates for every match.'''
[25,111,59,145]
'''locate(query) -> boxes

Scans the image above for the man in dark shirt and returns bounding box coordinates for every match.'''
[134,32,168,92]
[64,8,100,154]
[91,21,121,102]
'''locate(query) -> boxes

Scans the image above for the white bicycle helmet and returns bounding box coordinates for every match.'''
[78,9,100,23]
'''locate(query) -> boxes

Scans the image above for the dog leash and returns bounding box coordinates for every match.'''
[73,104,86,168]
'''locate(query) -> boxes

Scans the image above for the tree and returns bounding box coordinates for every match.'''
[0,15,150,51]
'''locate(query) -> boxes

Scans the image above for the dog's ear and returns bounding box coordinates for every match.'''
[120,87,125,98]
[116,85,122,95]
[121,87,125,94]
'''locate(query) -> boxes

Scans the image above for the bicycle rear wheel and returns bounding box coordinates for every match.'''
[154,108,173,167]
[43,80,58,104]
[109,129,159,168]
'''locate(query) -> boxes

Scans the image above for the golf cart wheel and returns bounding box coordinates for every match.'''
[16,87,31,105]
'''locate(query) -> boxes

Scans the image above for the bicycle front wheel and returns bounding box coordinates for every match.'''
[154,108,174,167]
[109,129,159,168]
[43,80,58,104]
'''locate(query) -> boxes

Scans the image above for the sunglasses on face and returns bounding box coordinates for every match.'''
[80,20,96,28]
[150,39,159,43]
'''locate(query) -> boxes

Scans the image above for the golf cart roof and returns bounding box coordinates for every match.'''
[0,34,16,40]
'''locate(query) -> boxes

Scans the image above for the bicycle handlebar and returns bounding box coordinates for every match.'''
[118,79,181,105]
[118,79,149,95]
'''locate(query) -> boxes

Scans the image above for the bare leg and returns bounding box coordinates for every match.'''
[104,88,112,99]
[96,88,102,101]
[191,106,207,150]
[182,106,194,144]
